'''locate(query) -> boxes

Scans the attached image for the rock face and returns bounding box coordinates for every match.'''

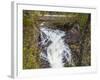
[80,24,91,66]
[64,23,80,44]
[63,23,81,66]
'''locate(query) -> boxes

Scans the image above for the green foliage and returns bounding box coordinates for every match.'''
[77,13,89,31]
[23,10,40,69]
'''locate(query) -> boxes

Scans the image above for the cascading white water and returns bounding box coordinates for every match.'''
[39,27,72,68]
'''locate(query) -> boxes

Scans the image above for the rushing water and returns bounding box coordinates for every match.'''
[39,27,72,68]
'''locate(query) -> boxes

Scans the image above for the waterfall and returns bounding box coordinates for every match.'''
[39,27,72,68]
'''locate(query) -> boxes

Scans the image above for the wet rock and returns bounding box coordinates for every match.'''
[40,59,50,68]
